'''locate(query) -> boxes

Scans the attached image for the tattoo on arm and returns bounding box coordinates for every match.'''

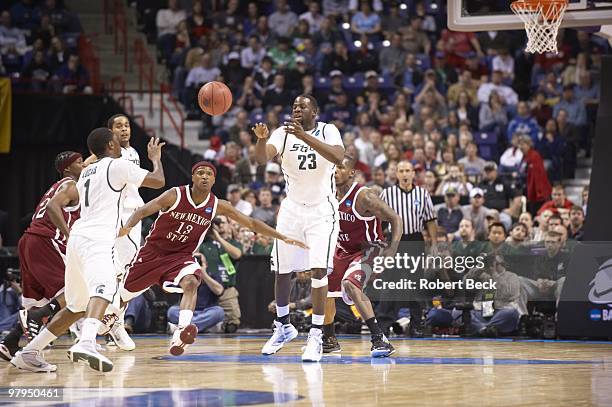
[359,189,396,221]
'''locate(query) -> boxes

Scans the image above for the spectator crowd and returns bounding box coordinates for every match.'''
[1,0,92,93]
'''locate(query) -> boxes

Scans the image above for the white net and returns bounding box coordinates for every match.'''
[511,0,569,53]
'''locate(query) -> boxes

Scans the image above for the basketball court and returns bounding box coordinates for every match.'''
[1,334,611,405]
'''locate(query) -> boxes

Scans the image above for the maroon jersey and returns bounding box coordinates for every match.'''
[335,182,384,257]
[25,177,80,250]
[143,185,217,254]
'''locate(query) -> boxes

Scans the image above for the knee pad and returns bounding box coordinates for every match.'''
[311,276,328,288]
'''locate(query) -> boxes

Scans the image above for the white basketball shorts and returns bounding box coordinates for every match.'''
[271,196,339,274]
[113,208,142,278]
[65,234,119,313]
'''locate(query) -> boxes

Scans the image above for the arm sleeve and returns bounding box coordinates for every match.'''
[322,123,344,147]
[267,127,286,156]
[109,159,149,190]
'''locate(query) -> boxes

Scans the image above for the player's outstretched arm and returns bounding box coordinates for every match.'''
[357,188,403,257]
[140,137,166,189]
[216,200,308,249]
[284,120,344,164]
[252,122,277,164]
[47,181,79,238]
[118,188,177,237]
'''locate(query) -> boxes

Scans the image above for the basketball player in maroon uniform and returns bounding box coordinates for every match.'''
[0,152,83,361]
[324,155,402,357]
[116,161,307,355]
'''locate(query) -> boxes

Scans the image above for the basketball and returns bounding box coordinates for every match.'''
[198,81,233,116]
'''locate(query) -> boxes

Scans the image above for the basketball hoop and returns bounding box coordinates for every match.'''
[511,0,569,53]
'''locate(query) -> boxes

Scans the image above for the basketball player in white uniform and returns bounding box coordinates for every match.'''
[83,114,143,350]
[253,94,344,362]
[11,128,165,373]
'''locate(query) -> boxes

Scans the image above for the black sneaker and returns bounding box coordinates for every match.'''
[0,341,19,362]
[18,309,43,341]
[370,335,395,358]
[322,335,341,353]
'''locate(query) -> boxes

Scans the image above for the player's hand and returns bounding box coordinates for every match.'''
[118,227,132,237]
[284,120,307,140]
[147,137,166,161]
[252,122,269,139]
[282,237,309,249]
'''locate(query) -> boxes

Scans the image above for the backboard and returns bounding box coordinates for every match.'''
[448,0,612,31]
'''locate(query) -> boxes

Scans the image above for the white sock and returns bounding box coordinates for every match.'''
[178,310,193,328]
[276,305,289,319]
[81,318,100,343]
[312,314,324,326]
[23,328,57,352]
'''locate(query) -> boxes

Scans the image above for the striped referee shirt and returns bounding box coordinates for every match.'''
[380,184,436,235]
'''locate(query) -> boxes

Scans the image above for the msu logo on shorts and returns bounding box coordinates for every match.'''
[96,285,105,295]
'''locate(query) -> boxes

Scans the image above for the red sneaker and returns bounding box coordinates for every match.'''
[169,324,198,356]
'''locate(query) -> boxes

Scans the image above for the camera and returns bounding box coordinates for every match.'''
[213,217,223,226]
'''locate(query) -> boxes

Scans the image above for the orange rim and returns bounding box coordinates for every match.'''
[511,0,568,21]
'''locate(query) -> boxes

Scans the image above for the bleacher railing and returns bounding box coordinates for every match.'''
[104,0,186,149]
[160,82,186,150]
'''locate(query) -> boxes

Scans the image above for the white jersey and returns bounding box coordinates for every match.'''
[71,156,149,243]
[121,146,145,209]
[268,121,343,206]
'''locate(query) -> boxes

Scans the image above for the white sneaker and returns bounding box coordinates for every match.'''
[11,350,57,372]
[169,324,198,356]
[68,340,113,372]
[109,321,135,351]
[301,328,323,362]
[69,319,83,343]
[262,321,298,355]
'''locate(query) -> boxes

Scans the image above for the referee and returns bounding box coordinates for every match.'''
[378,160,438,337]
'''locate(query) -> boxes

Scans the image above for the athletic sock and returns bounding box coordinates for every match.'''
[311,314,324,330]
[23,329,57,352]
[80,318,100,343]
[178,310,194,329]
[2,324,23,348]
[322,323,335,338]
[276,305,290,325]
[366,317,383,340]
[28,299,61,321]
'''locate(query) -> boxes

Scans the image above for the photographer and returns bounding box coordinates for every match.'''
[0,271,21,332]
[198,215,243,333]
[461,254,521,336]
[425,231,465,331]
[166,253,225,333]
[517,230,569,316]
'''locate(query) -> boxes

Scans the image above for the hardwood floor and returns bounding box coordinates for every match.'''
[2,335,611,406]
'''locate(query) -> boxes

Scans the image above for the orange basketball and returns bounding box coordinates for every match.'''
[198,81,233,116]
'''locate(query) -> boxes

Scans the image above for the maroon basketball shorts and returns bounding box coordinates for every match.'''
[328,246,382,305]
[18,233,66,308]
[121,245,202,302]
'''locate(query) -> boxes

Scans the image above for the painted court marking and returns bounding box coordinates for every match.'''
[154,353,603,365]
